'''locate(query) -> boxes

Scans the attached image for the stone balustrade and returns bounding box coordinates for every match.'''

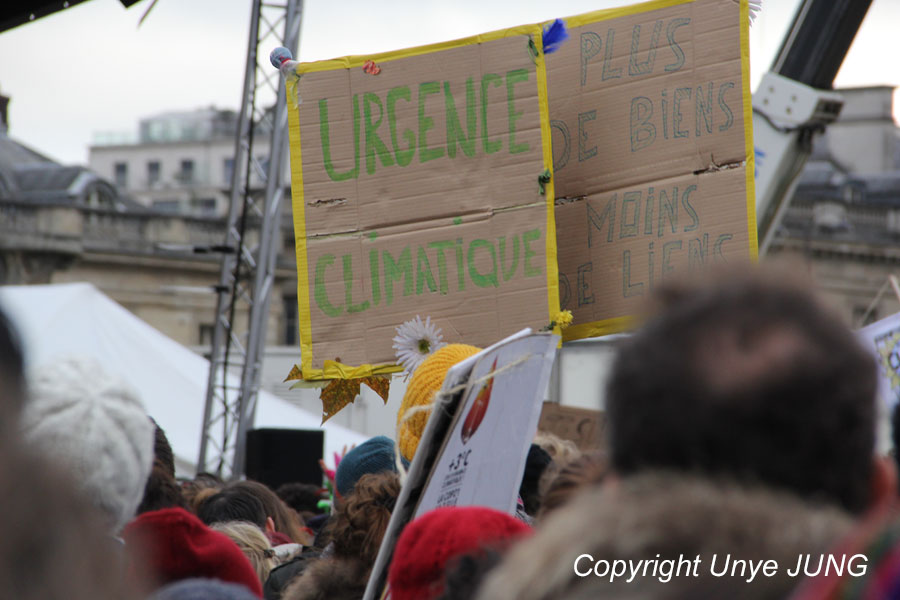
[0,200,295,269]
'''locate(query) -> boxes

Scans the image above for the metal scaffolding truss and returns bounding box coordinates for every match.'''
[198,0,304,479]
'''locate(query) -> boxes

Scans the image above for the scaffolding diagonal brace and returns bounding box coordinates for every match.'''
[199,0,304,479]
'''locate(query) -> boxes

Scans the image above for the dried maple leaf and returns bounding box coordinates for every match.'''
[363,375,391,404]
[319,375,391,424]
[284,364,303,382]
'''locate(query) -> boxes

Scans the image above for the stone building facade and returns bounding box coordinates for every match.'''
[768,86,900,327]
[0,103,298,349]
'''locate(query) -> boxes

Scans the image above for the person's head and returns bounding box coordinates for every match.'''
[197,487,267,530]
[0,302,25,428]
[891,403,900,484]
[231,480,310,545]
[397,344,482,461]
[519,444,552,517]
[281,557,370,600]
[532,431,581,464]
[20,355,155,533]
[122,507,263,597]
[276,482,325,520]
[181,472,224,514]
[538,450,609,520]
[334,436,402,499]
[210,521,277,587]
[151,578,259,600]
[607,269,877,513]
[326,471,401,565]
[138,465,188,515]
[435,549,505,600]
[151,420,176,479]
[388,505,531,600]
[476,472,853,600]
[0,442,143,600]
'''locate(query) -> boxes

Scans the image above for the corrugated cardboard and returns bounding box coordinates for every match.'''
[546,0,757,340]
[286,26,559,379]
[538,402,606,451]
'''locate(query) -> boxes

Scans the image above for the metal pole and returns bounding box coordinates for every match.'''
[198,0,262,475]
[233,0,304,478]
[199,0,305,478]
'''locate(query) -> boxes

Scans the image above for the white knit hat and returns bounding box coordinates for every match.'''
[21,355,155,533]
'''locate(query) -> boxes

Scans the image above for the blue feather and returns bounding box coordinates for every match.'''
[542,18,569,54]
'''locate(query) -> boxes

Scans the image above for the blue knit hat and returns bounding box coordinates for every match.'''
[335,436,405,498]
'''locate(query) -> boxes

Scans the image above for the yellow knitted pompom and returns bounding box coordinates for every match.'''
[397,344,481,461]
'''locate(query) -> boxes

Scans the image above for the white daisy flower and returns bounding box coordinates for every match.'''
[749,0,762,24]
[392,315,446,375]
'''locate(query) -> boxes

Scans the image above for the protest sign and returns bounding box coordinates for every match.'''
[285,27,559,380]
[413,332,559,515]
[364,329,559,600]
[858,312,900,411]
[545,0,757,340]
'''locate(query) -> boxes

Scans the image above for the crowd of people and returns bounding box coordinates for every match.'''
[4,266,900,599]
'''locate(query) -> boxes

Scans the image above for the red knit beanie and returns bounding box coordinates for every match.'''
[387,506,531,600]
[122,507,263,598]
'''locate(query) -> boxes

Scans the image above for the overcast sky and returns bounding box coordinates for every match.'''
[0,0,897,165]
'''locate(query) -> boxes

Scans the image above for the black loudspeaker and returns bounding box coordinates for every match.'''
[244,428,324,489]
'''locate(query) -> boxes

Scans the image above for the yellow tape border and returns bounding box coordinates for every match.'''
[740,0,759,261]
[563,0,692,28]
[295,23,542,75]
[562,315,636,342]
[534,33,562,338]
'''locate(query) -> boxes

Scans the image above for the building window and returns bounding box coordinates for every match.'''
[284,295,298,345]
[152,199,180,213]
[147,160,161,186]
[223,158,234,185]
[199,323,215,346]
[190,197,217,215]
[114,162,128,188]
[179,159,195,184]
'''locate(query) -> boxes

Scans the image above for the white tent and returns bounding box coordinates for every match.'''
[0,282,367,476]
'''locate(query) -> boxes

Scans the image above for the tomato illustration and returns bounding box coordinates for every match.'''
[461,357,497,444]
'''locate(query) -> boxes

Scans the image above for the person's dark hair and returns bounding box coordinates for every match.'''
[232,480,310,545]
[0,303,25,424]
[196,487,267,529]
[180,472,224,514]
[436,548,504,600]
[277,482,325,517]
[539,450,609,520]
[519,444,552,517]
[892,404,900,483]
[326,471,400,565]
[194,472,225,487]
[607,269,877,513]
[138,465,188,515]
[151,421,176,479]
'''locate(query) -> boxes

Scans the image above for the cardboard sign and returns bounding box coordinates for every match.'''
[858,312,900,411]
[363,329,559,600]
[545,0,757,340]
[285,27,559,380]
[538,402,606,451]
